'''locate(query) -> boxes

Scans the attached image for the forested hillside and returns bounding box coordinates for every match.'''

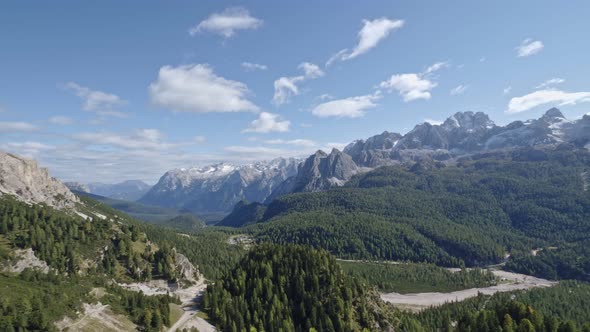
[0,193,244,330]
[228,147,590,280]
[202,244,402,332]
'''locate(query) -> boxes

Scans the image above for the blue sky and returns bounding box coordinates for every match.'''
[1,1,590,183]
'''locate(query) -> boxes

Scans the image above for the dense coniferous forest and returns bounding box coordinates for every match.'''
[228,148,590,280]
[339,261,497,293]
[413,281,590,331]
[202,244,401,332]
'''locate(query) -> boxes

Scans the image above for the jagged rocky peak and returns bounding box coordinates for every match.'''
[65,182,90,193]
[344,131,403,167]
[0,151,79,209]
[542,107,565,120]
[442,111,495,131]
[288,148,359,193]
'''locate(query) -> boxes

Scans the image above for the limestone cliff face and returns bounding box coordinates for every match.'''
[0,151,78,209]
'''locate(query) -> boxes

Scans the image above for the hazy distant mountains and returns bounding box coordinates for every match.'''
[122,108,590,214]
[65,180,152,201]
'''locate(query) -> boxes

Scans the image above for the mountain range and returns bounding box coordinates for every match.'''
[137,108,590,215]
[139,158,299,213]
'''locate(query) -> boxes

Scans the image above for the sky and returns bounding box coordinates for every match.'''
[1,1,590,184]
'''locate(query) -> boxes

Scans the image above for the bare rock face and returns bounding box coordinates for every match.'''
[269,149,360,200]
[174,252,199,282]
[0,151,78,209]
[4,248,50,274]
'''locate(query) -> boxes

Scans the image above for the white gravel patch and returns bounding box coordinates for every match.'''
[380,270,557,311]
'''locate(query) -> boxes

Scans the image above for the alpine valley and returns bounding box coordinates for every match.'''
[6,1,590,330]
[2,108,590,331]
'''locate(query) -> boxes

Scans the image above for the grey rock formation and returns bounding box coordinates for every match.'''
[0,151,79,209]
[268,149,360,200]
[345,109,589,168]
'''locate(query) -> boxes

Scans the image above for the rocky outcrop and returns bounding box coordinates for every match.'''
[269,149,360,199]
[0,151,78,209]
[175,252,199,282]
[3,248,50,274]
[344,131,402,167]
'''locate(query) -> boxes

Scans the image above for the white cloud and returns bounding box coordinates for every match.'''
[298,62,324,79]
[0,121,38,132]
[73,129,176,150]
[326,49,349,67]
[379,61,448,102]
[272,62,323,105]
[424,118,443,125]
[64,82,126,114]
[503,86,512,95]
[241,62,268,71]
[507,89,590,113]
[450,84,468,95]
[49,116,74,125]
[516,39,544,57]
[536,78,565,89]
[317,94,334,101]
[311,93,379,118]
[330,18,404,63]
[479,57,486,62]
[150,64,259,113]
[189,7,262,38]
[243,112,290,133]
[423,61,449,75]
[272,76,305,105]
[263,139,317,147]
[380,73,437,102]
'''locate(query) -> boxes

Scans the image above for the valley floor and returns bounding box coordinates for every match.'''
[380,269,557,312]
[117,279,216,332]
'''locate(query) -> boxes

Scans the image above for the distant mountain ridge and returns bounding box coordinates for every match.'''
[139,158,300,213]
[64,180,152,201]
